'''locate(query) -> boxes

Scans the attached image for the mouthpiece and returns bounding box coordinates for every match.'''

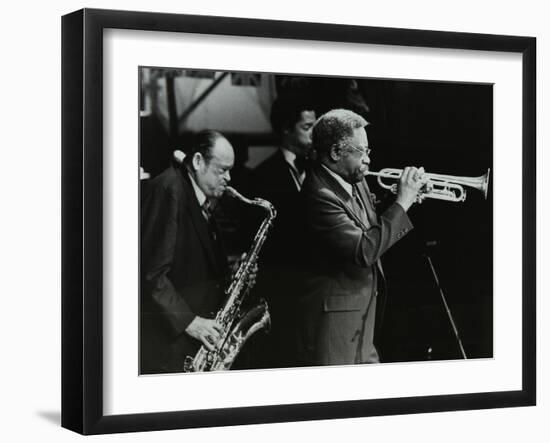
[224,186,240,199]
[225,186,276,216]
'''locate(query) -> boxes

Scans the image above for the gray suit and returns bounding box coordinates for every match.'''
[299,163,413,365]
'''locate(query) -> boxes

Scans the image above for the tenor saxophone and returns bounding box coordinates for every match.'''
[183,186,276,372]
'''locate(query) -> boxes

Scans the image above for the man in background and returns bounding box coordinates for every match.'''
[250,94,316,368]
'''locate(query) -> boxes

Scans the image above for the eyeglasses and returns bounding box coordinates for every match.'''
[347,144,372,157]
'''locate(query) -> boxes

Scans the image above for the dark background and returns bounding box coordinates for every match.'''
[360,79,493,362]
[140,71,493,363]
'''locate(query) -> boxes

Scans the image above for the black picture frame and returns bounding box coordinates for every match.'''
[61,8,536,435]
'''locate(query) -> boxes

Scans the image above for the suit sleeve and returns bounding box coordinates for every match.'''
[141,183,195,337]
[306,190,413,267]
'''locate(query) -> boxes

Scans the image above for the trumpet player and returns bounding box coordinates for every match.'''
[298,108,427,366]
[140,130,234,374]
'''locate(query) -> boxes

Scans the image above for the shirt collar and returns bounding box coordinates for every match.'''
[321,164,354,197]
[281,147,305,190]
[281,148,298,169]
[187,171,207,207]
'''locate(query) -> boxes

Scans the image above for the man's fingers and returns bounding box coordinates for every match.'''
[405,166,428,189]
[210,322,223,334]
[416,167,428,187]
[401,166,412,182]
[186,317,224,350]
[206,327,221,342]
[200,336,216,351]
[408,167,419,183]
[200,328,220,351]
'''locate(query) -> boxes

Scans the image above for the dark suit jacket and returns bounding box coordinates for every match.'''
[253,149,302,266]
[299,163,413,366]
[249,149,304,367]
[140,164,228,374]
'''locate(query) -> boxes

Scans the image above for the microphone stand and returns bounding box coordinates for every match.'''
[423,245,468,360]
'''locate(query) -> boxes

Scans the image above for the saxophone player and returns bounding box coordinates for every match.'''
[140,130,235,374]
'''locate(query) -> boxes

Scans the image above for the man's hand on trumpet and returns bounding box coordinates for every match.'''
[395,166,429,211]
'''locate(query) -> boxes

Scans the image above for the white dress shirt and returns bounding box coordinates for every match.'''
[281,148,306,190]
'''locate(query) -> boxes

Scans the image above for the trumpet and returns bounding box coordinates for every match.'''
[365,168,490,203]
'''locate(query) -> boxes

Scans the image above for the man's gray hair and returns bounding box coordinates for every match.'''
[312,109,368,157]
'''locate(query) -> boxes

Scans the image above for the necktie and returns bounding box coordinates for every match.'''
[289,157,306,189]
[202,200,213,221]
[352,185,369,227]
[202,200,219,241]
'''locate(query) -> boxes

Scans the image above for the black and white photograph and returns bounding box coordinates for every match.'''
[56,5,538,438]
[2,0,546,441]
[139,67,493,375]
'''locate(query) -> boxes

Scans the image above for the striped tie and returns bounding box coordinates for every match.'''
[352,185,369,227]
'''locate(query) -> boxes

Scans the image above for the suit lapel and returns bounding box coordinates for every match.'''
[309,165,387,284]
[312,167,384,280]
[356,181,378,226]
[177,169,221,273]
[313,165,369,231]
[357,181,385,278]
[275,149,301,192]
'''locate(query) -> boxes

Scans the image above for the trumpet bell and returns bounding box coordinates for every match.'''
[480,168,491,199]
[428,168,490,200]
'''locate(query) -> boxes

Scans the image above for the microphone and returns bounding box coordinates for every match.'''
[422,240,439,258]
